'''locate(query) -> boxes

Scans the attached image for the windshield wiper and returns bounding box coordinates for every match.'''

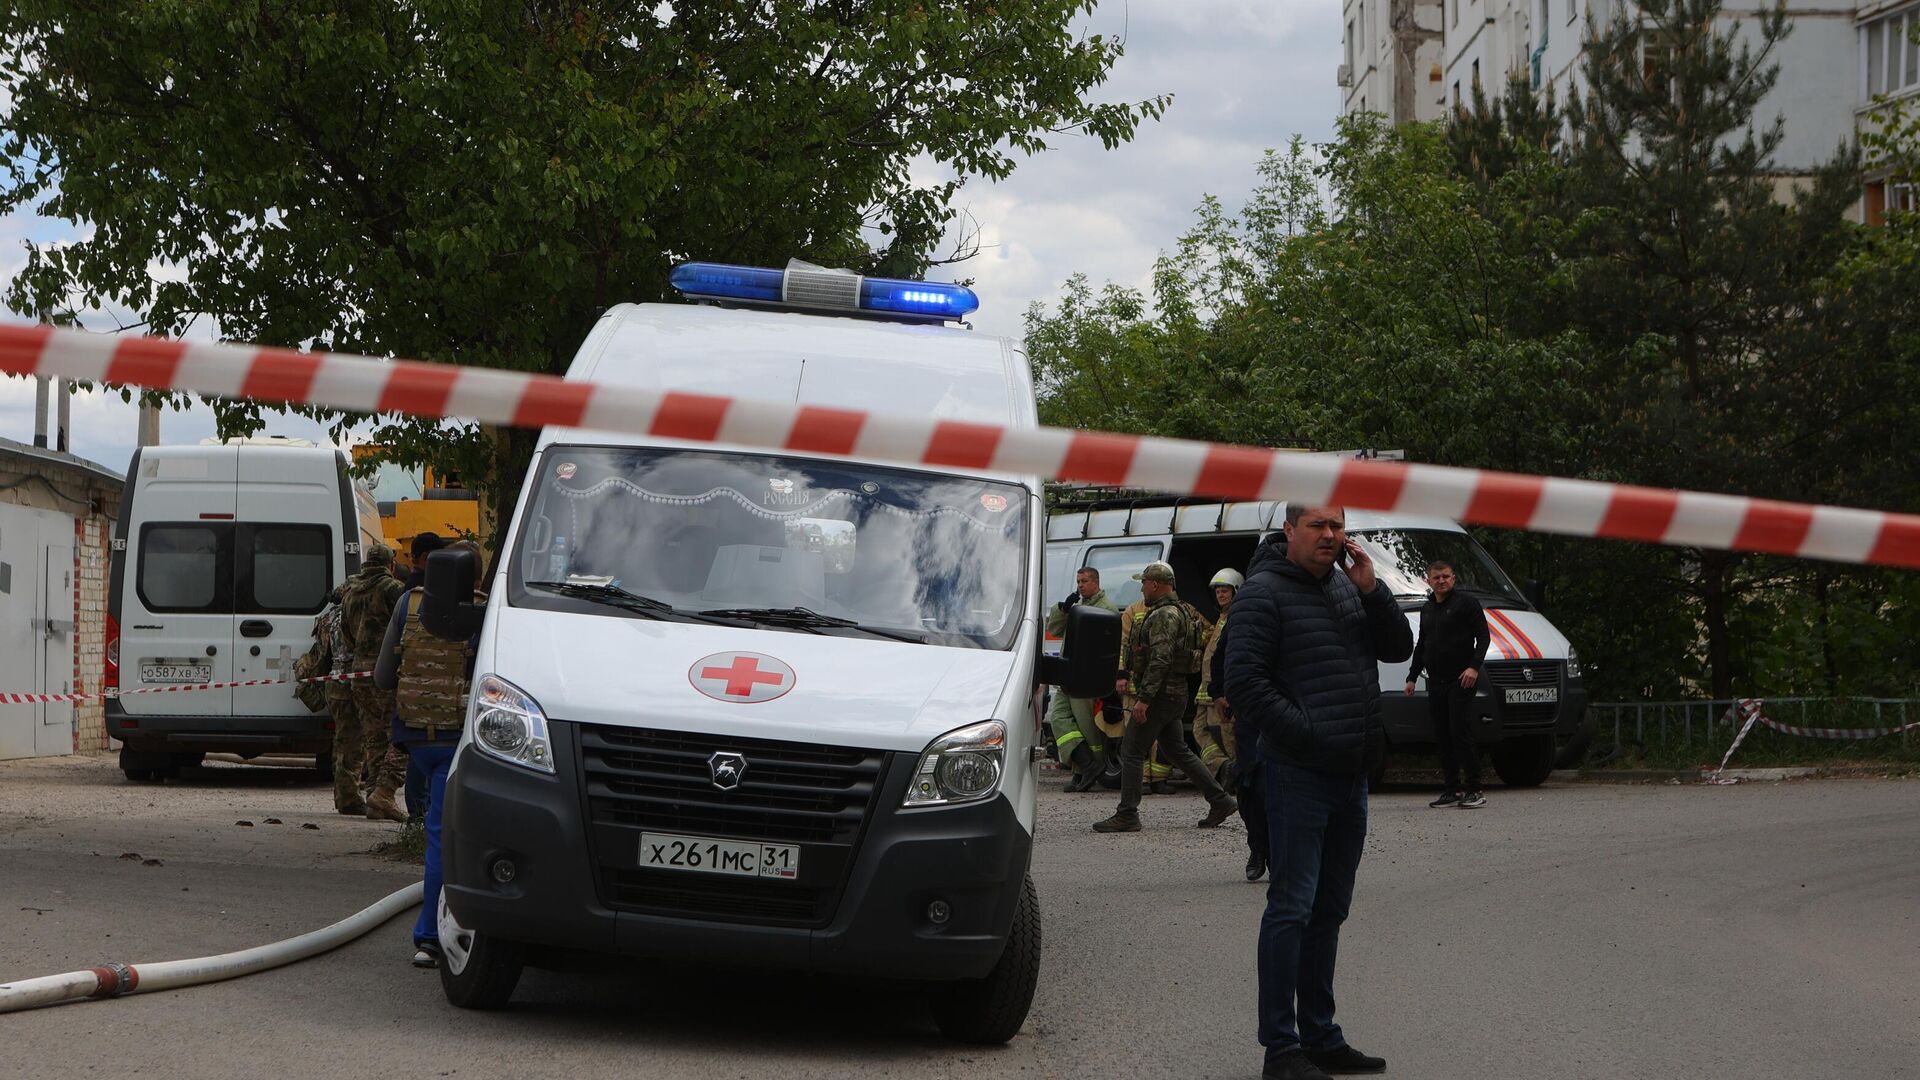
[696,606,927,644]
[526,579,678,618]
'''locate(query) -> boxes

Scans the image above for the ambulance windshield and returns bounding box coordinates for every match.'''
[511,446,1030,649]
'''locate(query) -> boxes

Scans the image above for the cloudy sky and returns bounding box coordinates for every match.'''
[0,0,1340,476]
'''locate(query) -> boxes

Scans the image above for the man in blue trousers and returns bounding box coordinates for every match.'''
[1225,506,1413,1079]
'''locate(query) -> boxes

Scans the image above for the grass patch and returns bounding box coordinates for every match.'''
[370,819,427,863]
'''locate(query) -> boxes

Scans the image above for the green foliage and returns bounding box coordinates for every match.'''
[1027,0,1920,703]
[1,0,1167,528]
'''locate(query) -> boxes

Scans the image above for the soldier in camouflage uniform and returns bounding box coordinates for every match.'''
[1094,562,1238,833]
[318,586,361,814]
[339,543,408,821]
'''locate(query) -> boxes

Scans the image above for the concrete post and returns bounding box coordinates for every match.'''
[56,378,71,453]
[138,401,161,447]
[34,375,50,448]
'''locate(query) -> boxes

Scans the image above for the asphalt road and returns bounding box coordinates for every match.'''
[2,755,1915,1079]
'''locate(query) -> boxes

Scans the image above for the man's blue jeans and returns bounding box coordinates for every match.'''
[1258,757,1368,1063]
[409,743,458,949]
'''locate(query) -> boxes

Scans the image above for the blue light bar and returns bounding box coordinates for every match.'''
[669,261,979,322]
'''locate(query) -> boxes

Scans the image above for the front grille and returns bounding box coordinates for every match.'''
[1484,661,1564,731]
[577,723,889,927]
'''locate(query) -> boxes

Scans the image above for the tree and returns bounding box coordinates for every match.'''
[1,0,1166,537]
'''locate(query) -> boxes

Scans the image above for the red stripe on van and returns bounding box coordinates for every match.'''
[106,337,188,389]
[1487,609,1542,659]
[649,391,729,441]
[241,347,323,404]
[786,406,865,455]
[1481,618,1517,660]
[924,421,1001,469]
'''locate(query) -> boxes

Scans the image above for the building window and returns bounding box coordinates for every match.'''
[1473,59,1481,91]
[1867,180,1918,224]
[1359,1,1367,56]
[1453,80,1462,111]
[1863,6,1920,101]
[1347,19,1355,71]
[1568,0,1578,23]
[1452,0,1460,27]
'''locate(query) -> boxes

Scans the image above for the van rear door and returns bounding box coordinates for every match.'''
[121,449,239,717]
[232,447,339,718]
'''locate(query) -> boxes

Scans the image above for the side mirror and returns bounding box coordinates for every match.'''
[1524,578,1547,611]
[1037,604,1121,699]
[422,548,486,640]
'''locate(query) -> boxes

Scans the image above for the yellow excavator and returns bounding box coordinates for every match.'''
[351,445,481,567]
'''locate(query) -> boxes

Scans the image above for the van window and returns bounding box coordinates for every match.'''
[139,524,232,612]
[246,525,332,613]
[1083,542,1162,611]
[513,446,1030,649]
[1351,529,1528,608]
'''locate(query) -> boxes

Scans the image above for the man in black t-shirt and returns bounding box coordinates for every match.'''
[1404,560,1491,808]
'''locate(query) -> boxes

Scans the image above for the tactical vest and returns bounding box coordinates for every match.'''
[395,592,472,737]
[1129,599,1207,681]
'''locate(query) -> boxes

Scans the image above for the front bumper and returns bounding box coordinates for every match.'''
[441,720,1032,982]
[104,699,332,754]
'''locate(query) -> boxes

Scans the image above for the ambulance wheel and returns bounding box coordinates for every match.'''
[932,874,1040,1044]
[1492,734,1555,788]
[123,768,158,782]
[120,746,171,782]
[438,893,524,1009]
[1096,755,1122,790]
[313,751,334,780]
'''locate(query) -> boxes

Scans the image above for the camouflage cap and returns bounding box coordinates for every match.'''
[1132,561,1176,585]
[363,542,396,566]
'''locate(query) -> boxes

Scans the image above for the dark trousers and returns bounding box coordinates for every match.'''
[1117,689,1233,816]
[1258,759,1367,1063]
[409,743,458,949]
[1427,673,1481,791]
[1238,765,1268,859]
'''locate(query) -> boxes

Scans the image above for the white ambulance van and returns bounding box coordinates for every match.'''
[107,439,382,780]
[1044,494,1589,787]
[418,262,1117,1043]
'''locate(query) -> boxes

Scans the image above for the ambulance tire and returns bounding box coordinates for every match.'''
[932,874,1040,1045]
[313,751,334,780]
[1096,755,1122,790]
[439,892,524,1010]
[1491,734,1555,788]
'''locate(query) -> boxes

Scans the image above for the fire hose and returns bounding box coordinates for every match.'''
[0,882,421,1014]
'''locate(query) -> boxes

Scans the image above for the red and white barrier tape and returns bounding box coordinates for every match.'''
[0,670,370,706]
[3,322,1916,568]
[1704,700,1767,784]
[1705,697,1918,782]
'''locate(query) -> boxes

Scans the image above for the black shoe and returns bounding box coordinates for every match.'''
[1196,796,1238,829]
[1458,790,1487,809]
[1245,851,1268,881]
[1092,812,1142,833]
[1149,780,1175,795]
[1263,1049,1334,1080]
[1429,790,1461,808]
[1304,1044,1386,1074]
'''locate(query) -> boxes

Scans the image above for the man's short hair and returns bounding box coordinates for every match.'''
[1426,559,1455,575]
[1284,503,1343,526]
[411,531,447,559]
[1076,566,1099,583]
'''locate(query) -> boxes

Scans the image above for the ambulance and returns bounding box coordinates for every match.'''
[1044,494,1589,787]
[418,262,1117,1042]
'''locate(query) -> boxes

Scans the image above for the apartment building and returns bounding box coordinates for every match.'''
[1339,0,1920,213]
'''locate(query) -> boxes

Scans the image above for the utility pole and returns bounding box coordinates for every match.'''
[56,378,70,453]
[33,375,49,448]
[138,401,161,447]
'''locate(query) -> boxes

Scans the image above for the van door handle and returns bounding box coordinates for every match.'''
[240,620,274,638]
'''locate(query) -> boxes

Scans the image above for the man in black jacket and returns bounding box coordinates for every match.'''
[1403,560,1491,808]
[1226,505,1413,1080]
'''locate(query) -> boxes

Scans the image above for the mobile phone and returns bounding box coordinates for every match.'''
[1337,540,1356,569]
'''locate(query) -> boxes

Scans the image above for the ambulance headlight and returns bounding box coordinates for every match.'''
[1564,648,1582,679]
[903,721,1006,808]
[470,674,554,774]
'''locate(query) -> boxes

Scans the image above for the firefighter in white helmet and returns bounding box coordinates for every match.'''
[1193,567,1245,784]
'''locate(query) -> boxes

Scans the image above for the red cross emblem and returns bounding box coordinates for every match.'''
[689,652,795,703]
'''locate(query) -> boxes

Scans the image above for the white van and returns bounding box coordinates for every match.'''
[1044,496,1589,787]
[106,442,382,780]
[417,262,1116,1043]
